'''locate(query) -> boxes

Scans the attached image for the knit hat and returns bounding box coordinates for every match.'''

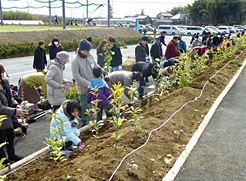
[156,37,160,41]
[79,39,91,51]
[56,51,70,62]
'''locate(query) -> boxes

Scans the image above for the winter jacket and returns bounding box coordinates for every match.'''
[96,47,106,68]
[206,38,213,49]
[22,73,47,98]
[135,42,147,62]
[192,46,207,56]
[71,51,99,95]
[179,39,187,53]
[33,48,47,70]
[192,39,202,48]
[107,71,133,100]
[150,43,162,59]
[165,40,180,59]
[71,119,80,137]
[48,44,62,60]
[87,78,111,107]
[45,60,68,106]
[0,79,18,130]
[50,105,81,145]
[110,44,122,67]
[131,62,157,86]
[159,35,166,46]
[212,37,220,46]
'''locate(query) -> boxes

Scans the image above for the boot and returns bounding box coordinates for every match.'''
[0,146,14,165]
[7,149,23,162]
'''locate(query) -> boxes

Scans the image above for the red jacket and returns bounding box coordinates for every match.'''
[192,46,207,56]
[164,40,180,59]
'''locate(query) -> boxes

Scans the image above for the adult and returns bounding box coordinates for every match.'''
[190,33,197,45]
[164,36,180,60]
[0,63,27,165]
[206,32,213,49]
[178,35,187,53]
[48,37,62,60]
[159,31,167,46]
[108,37,123,72]
[105,71,143,102]
[192,35,202,48]
[96,40,107,68]
[212,33,220,47]
[45,51,73,112]
[18,72,47,112]
[135,36,150,62]
[150,37,162,62]
[33,40,47,72]
[131,62,158,99]
[71,39,99,126]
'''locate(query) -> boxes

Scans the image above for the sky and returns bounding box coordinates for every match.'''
[2,0,195,18]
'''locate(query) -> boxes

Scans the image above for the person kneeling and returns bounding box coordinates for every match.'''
[50,100,85,155]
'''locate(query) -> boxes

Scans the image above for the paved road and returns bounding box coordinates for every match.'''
[175,66,246,180]
[4,35,193,158]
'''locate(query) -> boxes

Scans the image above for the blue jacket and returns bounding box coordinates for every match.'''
[87,78,112,107]
[179,39,187,53]
[50,106,81,145]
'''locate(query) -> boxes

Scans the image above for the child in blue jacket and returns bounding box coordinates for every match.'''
[50,99,85,154]
[87,67,113,121]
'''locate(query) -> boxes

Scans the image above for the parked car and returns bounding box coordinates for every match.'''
[217,26,230,34]
[145,25,154,32]
[205,26,219,34]
[157,25,185,35]
[204,27,218,35]
[183,26,204,35]
[233,25,245,32]
[178,26,186,30]
[139,25,146,33]
[227,26,235,33]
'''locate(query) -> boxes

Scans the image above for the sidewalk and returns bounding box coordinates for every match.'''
[174,67,246,180]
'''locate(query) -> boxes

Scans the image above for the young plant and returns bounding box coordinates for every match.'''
[44,136,65,161]
[145,98,150,108]
[126,106,145,133]
[0,158,6,181]
[103,40,114,75]
[109,82,125,154]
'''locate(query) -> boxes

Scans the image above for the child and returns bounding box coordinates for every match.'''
[50,99,85,154]
[87,67,113,121]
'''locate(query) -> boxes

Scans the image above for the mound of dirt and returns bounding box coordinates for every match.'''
[6,49,246,181]
[0,27,140,45]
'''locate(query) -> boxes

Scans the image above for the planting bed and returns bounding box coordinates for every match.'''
[5,49,246,181]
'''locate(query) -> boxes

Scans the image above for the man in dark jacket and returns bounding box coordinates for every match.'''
[150,37,162,62]
[108,37,123,72]
[206,32,213,49]
[159,31,167,46]
[164,36,180,60]
[131,62,158,99]
[212,33,220,47]
[135,36,149,62]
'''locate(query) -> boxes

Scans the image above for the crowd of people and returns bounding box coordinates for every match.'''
[0,30,241,163]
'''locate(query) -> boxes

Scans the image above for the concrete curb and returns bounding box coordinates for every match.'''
[163,58,246,181]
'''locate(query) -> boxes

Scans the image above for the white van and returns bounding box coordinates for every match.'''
[183,26,203,35]
[157,25,185,35]
[217,26,230,34]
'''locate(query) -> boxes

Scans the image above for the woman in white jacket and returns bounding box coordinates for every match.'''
[45,51,73,111]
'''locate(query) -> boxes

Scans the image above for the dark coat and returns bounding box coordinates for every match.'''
[150,43,162,59]
[48,44,62,60]
[110,43,122,67]
[33,48,47,70]
[96,47,106,68]
[131,62,156,86]
[212,37,220,46]
[135,42,147,62]
[0,79,17,130]
[159,35,166,46]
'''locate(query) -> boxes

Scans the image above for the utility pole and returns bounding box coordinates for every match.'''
[62,0,66,29]
[0,0,3,26]
[86,0,88,19]
[107,0,110,28]
[49,0,52,27]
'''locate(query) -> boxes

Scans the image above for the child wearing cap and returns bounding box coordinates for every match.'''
[45,51,74,111]
[87,67,113,121]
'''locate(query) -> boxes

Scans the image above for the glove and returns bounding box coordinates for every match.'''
[133,97,138,102]
[78,142,85,149]
[111,51,115,55]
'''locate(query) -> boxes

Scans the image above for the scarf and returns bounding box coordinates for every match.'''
[78,50,87,59]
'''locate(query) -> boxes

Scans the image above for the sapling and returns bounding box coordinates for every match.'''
[204,98,209,106]
[177,130,183,141]
[212,87,217,95]
[221,78,226,85]
[145,98,150,109]
[0,158,6,181]
[126,106,145,133]
[192,109,197,119]
[103,40,114,75]
[109,82,125,155]
[149,158,155,172]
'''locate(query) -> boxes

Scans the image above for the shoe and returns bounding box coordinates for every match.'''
[139,95,144,100]
[33,107,43,112]
[61,150,71,156]
[3,159,14,165]
[8,154,24,162]
[67,146,78,151]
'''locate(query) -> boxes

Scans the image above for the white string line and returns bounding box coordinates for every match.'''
[108,47,245,181]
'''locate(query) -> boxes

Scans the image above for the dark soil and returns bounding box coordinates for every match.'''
[5,50,246,181]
